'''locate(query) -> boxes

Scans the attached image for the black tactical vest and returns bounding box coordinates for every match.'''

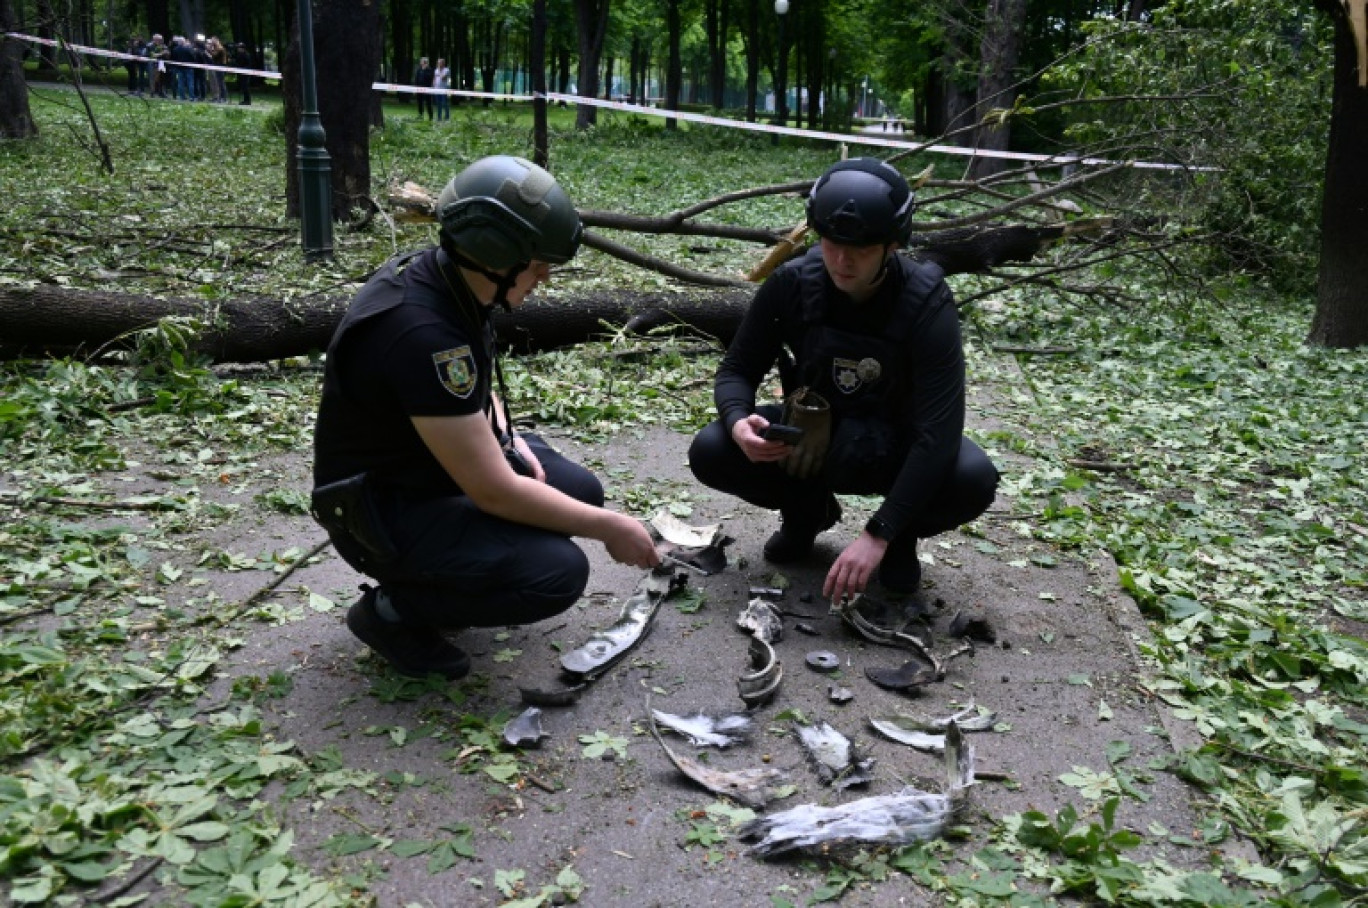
[792,249,948,418]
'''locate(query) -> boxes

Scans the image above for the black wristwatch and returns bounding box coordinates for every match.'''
[864,515,896,541]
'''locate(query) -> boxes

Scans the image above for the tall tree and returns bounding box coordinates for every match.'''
[390,0,413,93]
[0,0,38,139]
[665,0,680,127]
[969,0,1025,176]
[574,0,610,127]
[742,0,758,119]
[282,0,381,223]
[1306,0,1368,347]
[475,15,506,96]
[801,0,823,130]
[532,0,549,166]
[147,0,170,43]
[703,0,728,109]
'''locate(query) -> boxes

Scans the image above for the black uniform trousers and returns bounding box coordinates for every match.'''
[688,404,998,542]
[343,434,598,630]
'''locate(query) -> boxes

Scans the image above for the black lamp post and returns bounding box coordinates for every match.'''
[772,0,789,144]
[296,0,333,258]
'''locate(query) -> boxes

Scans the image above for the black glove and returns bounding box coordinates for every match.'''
[780,387,831,479]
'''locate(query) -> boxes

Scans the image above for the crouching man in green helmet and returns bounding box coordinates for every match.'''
[688,158,999,605]
[312,155,660,680]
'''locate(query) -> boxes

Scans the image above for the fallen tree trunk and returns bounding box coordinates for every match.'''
[0,219,1112,363]
[0,284,753,363]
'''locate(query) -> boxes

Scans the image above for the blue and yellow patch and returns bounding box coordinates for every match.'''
[433,345,478,398]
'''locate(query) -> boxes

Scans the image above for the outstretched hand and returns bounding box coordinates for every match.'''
[603,514,662,569]
[822,532,889,603]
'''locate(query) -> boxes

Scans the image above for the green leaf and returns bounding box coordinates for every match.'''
[178,821,231,842]
[322,833,383,856]
[484,762,520,783]
[9,875,53,904]
[61,860,111,883]
[391,840,434,858]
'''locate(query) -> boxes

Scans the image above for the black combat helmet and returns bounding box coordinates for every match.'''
[436,155,582,271]
[805,158,914,246]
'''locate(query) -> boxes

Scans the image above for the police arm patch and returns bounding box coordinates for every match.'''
[433,345,478,398]
[832,357,863,394]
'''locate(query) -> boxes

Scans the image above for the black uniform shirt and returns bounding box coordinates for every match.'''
[313,249,495,493]
[714,246,965,536]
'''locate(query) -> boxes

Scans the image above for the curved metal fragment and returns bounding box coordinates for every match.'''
[649,710,791,809]
[648,511,722,548]
[648,510,732,575]
[869,717,947,752]
[561,570,683,680]
[737,636,783,707]
[502,707,548,748]
[837,600,945,679]
[881,703,998,733]
[828,684,854,704]
[666,539,732,575]
[518,683,586,707]
[651,709,752,748]
[864,659,936,691]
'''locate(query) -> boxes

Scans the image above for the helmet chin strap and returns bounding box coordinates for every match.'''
[872,244,895,285]
[440,236,529,312]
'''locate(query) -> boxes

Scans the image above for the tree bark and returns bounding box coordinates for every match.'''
[1307,0,1368,348]
[0,0,38,140]
[574,0,610,129]
[282,0,381,223]
[531,0,548,168]
[803,4,823,131]
[0,285,751,361]
[743,0,759,121]
[969,0,1026,179]
[939,10,976,142]
[665,0,681,129]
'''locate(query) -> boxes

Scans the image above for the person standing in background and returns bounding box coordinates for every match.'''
[434,58,451,122]
[414,56,434,121]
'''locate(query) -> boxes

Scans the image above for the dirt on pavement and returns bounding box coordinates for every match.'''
[147,356,1221,907]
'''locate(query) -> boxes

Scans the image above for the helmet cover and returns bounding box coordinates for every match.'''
[805,158,914,246]
[436,155,582,270]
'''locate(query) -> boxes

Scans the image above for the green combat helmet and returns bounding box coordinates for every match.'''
[436,155,582,272]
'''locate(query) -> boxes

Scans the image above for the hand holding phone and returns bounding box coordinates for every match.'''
[762,423,805,445]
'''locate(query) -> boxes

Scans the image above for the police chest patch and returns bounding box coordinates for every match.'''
[832,357,863,394]
[433,346,478,398]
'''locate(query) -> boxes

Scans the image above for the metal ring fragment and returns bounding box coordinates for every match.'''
[806,650,840,673]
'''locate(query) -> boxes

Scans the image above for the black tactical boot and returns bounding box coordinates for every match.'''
[346,586,471,679]
[878,534,923,594]
[763,496,842,564]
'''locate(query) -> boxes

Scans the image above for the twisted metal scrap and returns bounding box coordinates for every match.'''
[648,707,792,810]
[740,722,974,856]
[560,569,685,680]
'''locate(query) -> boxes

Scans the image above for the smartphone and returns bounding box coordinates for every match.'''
[762,423,805,444]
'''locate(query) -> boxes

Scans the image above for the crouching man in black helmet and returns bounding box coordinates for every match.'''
[312,155,660,680]
[688,158,998,603]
